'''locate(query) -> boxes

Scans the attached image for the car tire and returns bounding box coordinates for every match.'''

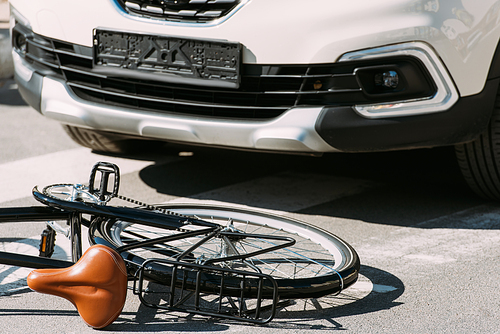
[63,125,160,154]
[455,93,500,201]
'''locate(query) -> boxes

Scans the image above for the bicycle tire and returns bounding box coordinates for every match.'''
[91,204,360,299]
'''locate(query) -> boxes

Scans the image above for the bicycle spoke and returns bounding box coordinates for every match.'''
[108,208,342,280]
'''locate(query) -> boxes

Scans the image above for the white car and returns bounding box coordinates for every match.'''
[8,0,500,200]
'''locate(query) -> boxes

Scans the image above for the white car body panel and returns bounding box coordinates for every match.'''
[9,0,500,97]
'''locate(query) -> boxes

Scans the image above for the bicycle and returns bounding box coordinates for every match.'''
[0,162,360,328]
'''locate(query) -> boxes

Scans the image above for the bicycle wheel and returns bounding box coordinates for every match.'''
[92,204,359,299]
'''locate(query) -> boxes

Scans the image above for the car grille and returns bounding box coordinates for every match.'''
[16,29,417,120]
[115,0,245,23]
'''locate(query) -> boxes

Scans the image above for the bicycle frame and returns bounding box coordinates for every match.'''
[0,206,73,269]
[0,186,287,324]
[0,161,354,325]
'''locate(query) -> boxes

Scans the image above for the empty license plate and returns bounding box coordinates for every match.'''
[93,29,241,89]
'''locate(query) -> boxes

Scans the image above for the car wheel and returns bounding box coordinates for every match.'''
[63,125,160,154]
[455,100,500,201]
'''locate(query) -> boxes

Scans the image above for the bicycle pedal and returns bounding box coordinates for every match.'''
[39,226,56,258]
[89,162,120,202]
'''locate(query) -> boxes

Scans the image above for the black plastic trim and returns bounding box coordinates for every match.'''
[487,38,500,80]
[12,23,439,120]
[315,78,500,152]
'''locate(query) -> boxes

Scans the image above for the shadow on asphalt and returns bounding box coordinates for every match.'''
[269,265,404,330]
[108,265,403,332]
[4,72,488,231]
[0,264,392,332]
[0,78,27,106]
[130,144,493,229]
[1,76,491,231]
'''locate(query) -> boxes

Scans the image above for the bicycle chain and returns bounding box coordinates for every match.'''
[113,194,191,219]
[41,184,192,220]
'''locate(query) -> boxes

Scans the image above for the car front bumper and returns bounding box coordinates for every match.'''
[15,57,336,153]
[14,49,498,154]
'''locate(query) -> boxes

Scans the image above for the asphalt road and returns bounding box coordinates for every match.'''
[1,77,500,333]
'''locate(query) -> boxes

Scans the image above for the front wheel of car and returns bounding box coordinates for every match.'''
[455,97,500,201]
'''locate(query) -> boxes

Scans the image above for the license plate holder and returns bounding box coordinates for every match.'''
[93,29,241,89]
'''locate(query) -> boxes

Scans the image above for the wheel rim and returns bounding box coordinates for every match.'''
[105,205,354,281]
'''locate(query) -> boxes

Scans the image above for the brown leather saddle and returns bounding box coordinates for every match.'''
[27,245,128,329]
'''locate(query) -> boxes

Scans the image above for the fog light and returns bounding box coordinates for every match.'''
[375,70,399,89]
[14,33,27,55]
[355,65,408,97]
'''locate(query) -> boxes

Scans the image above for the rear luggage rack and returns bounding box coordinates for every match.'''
[133,258,281,324]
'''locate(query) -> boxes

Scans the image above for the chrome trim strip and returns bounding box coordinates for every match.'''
[259,73,355,79]
[124,2,141,10]
[28,39,94,60]
[145,6,163,14]
[110,0,250,27]
[339,42,459,119]
[263,88,361,95]
[67,82,286,110]
[25,53,59,69]
[60,66,107,78]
